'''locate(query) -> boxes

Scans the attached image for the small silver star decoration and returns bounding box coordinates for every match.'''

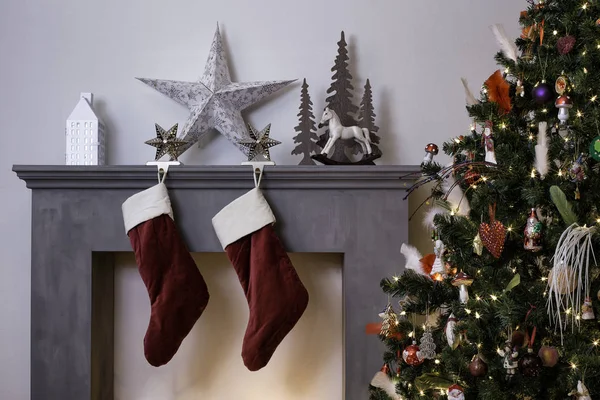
[144,123,189,161]
[237,124,281,161]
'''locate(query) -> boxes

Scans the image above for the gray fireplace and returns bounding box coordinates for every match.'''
[14,164,418,400]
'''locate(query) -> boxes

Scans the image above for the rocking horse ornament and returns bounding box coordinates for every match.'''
[312,108,381,165]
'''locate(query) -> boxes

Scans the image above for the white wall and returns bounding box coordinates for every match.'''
[0,0,523,398]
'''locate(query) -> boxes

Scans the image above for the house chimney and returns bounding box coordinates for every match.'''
[81,92,93,105]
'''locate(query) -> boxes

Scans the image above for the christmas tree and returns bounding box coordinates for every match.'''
[370,1,600,399]
[317,31,360,162]
[357,79,382,158]
[291,79,320,165]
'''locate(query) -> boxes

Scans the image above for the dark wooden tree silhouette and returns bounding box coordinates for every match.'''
[317,31,359,162]
[291,79,320,165]
[357,79,382,158]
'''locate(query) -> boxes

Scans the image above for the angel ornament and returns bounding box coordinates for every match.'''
[569,380,592,400]
[497,340,518,380]
[483,121,497,165]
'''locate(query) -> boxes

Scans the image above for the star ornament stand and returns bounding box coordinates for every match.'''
[144,123,188,182]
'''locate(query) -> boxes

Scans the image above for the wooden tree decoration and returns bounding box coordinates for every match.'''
[291,79,320,165]
[317,31,359,162]
[357,79,382,159]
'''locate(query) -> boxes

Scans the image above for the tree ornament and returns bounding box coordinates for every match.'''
[379,303,399,338]
[423,143,439,164]
[589,136,600,161]
[531,81,554,104]
[445,313,458,348]
[519,348,542,377]
[516,79,525,97]
[370,364,401,400]
[524,208,543,251]
[402,341,424,366]
[557,35,576,55]
[484,70,512,114]
[469,353,488,377]
[431,238,446,281]
[511,330,526,350]
[597,18,600,26]
[419,326,437,359]
[473,233,484,256]
[452,272,474,304]
[597,288,600,301]
[547,221,596,340]
[482,121,497,164]
[479,204,507,258]
[464,168,480,185]
[569,381,592,400]
[569,154,586,182]
[556,95,573,125]
[448,384,465,400]
[538,345,559,367]
[535,121,549,178]
[555,75,567,95]
[582,296,595,320]
[497,340,519,380]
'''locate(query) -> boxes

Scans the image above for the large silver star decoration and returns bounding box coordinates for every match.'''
[237,123,281,161]
[136,25,295,158]
[144,123,188,161]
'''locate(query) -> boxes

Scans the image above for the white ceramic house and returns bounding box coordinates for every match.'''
[65,93,106,165]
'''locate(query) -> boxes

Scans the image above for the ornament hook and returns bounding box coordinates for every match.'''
[241,161,275,188]
[146,161,181,183]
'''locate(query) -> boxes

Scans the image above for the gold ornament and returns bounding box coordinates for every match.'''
[144,123,189,161]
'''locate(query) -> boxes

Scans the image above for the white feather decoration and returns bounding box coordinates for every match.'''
[535,121,549,178]
[371,371,402,400]
[461,77,479,106]
[490,24,518,62]
[422,206,448,229]
[442,175,471,216]
[400,243,427,276]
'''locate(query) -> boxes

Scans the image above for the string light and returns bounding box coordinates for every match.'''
[501,123,507,129]
[497,347,502,354]
[477,343,482,348]
[577,110,583,118]
[542,108,548,113]
[472,184,478,189]
[475,312,481,319]
[528,134,534,140]
[482,176,488,182]
[408,331,414,338]
[597,43,600,49]
[553,30,558,35]
[583,51,587,56]
[508,226,513,232]
[576,315,581,321]
[476,295,481,301]
[419,390,425,396]
[583,2,588,9]
[505,67,510,74]
[596,218,600,224]
[465,308,472,314]
[393,276,399,281]
[584,67,588,74]
[541,277,548,281]
[512,267,517,273]
[593,340,599,346]
[454,137,461,143]
[530,168,536,178]
[434,359,440,364]
[558,170,563,177]
[400,311,406,316]
[591,95,597,102]
[566,308,572,315]
[571,362,578,369]
[490,294,498,301]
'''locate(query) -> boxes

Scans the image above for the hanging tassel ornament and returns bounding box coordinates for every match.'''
[546,223,597,341]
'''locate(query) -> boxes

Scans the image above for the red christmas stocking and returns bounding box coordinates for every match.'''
[122,183,209,367]
[212,188,309,371]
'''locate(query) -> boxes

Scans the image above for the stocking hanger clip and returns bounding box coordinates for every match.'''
[242,161,275,188]
[146,161,181,183]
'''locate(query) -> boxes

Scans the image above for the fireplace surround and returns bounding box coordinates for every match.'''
[14,164,419,400]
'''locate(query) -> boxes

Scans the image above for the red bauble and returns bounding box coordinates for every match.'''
[538,345,559,367]
[402,341,424,366]
[469,354,488,377]
[518,349,542,377]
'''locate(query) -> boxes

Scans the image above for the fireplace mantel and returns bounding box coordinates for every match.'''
[14,164,419,400]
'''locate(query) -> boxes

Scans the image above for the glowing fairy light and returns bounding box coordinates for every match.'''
[490,294,498,301]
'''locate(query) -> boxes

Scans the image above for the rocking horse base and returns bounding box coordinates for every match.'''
[312,153,381,165]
